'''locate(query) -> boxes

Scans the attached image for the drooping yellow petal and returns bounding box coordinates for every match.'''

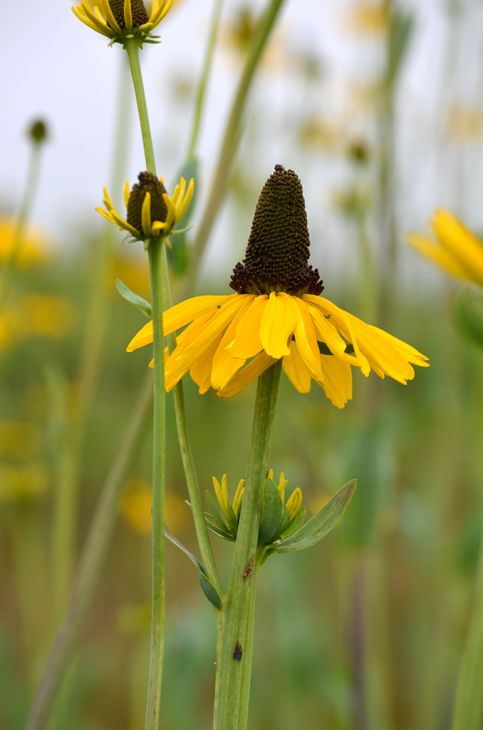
[227,294,268,358]
[282,339,312,393]
[126,295,236,352]
[190,332,223,394]
[432,210,483,285]
[407,233,470,281]
[318,356,353,409]
[259,292,298,358]
[304,300,348,356]
[210,298,254,390]
[292,297,323,380]
[217,353,276,398]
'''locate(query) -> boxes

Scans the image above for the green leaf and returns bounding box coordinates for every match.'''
[205,490,231,533]
[280,507,307,540]
[164,527,223,610]
[273,480,356,554]
[453,290,483,349]
[387,11,414,85]
[167,157,199,277]
[115,279,152,319]
[258,479,284,545]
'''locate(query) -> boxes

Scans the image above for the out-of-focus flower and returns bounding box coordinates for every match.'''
[0,463,49,502]
[120,477,188,535]
[72,0,173,44]
[0,422,40,459]
[445,104,483,143]
[109,251,149,297]
[343,2,389,35]
[0,295,75,352]
[0,217,50,267]
[128,166,428,408]
[97,172,194,243]
[221,5,284,72]
[206,470,306,545]
[408,210,483,288]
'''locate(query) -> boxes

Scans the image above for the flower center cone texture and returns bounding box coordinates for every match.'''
[127,172,168,233]
[109,0,149,28]
[230,164,324,295]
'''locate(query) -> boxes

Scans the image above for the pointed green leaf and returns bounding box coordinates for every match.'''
[164,527,223,610]
[115,278,152,319]
[280,506,307,540]
[205,490,231,533]
[273,480,356,554]
[167,157,199,277]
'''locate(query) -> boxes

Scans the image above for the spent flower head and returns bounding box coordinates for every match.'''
[72,0,173,44]
[128,165,428,408]
[97,171,194,245]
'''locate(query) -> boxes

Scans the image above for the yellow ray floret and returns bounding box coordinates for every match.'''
[408,209,483,288]
[127,290,428,409]
[72,0,173,43]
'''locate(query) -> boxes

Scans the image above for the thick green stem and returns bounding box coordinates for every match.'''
[214,361,282,730]
[0,141,43,308]
[144,239,169,730]
[184,0,286,295]
[186,0,225,160]
[23,374,153,730]
[125,38,156,174]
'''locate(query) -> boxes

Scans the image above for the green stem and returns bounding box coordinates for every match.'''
[214,361,282,730]
[51,57,131,618]
[186,0,225,161]
[124,37,168,730]
[24,374,153,730]
[0,141,43,307]
[125,38,156,174]
[451,541,483,730]
[184,0,286,295]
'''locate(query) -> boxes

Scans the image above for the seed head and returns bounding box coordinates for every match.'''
[127,172,168,234]
[108,0,149,28]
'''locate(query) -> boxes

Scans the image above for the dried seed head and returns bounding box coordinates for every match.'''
[108,0,149,28]
[28,119,49,145]
[230,165,324,295]
[127,171,168,234]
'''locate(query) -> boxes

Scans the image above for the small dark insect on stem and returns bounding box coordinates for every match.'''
[243,558,254,580]
[233,641,243,662]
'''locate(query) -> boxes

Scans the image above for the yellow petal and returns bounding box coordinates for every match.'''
[432,210,483,285]
[304,300,348,356]
[318,356,353,409]
[217,353,276,398]
[227,294,267,358]
[211,299,254,390]
[292,297,323,379]
[282,339,312,393]
[260,292,298,358]
[407,233,470,281]
[189,332,223,394]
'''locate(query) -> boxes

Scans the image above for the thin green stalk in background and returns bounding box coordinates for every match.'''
[214,361,282,730]
[51,57,131,618]
[0,129,45,308]
[24,373,153,730]
[451,542,483,730]
[186,0,225,162]
[124,37,167,730]
[184,0,286,295]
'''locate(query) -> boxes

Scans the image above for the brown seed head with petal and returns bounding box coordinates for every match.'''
[127,172,168,234]
[230,165,324,295]
[108,0,149,28]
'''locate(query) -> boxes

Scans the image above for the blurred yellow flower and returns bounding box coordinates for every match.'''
[109,251,150,297]
[0,422,40,460]
[72,0,173,44]
[129,166,428,408]
[0,216,49,267]
[445,104,483,143]
[120,478,188,535]
[0,295,75,352]
[97,171,194,242]
[0,463,49,502]
[343,3,389,34]
[408,210,483,288]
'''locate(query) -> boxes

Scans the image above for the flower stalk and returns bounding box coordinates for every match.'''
[213,360,282,730]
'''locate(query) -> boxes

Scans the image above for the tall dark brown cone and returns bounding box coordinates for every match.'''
[230,165,324,295]
[108,0,149,28]
[127,172,168,234]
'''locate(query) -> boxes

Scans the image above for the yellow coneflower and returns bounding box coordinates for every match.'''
[72,0,173,44]
[128,165,428,408]
[97,171,194,243]
[408,210,483,288]
[120,478,188,535]
[343,3,389,35]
